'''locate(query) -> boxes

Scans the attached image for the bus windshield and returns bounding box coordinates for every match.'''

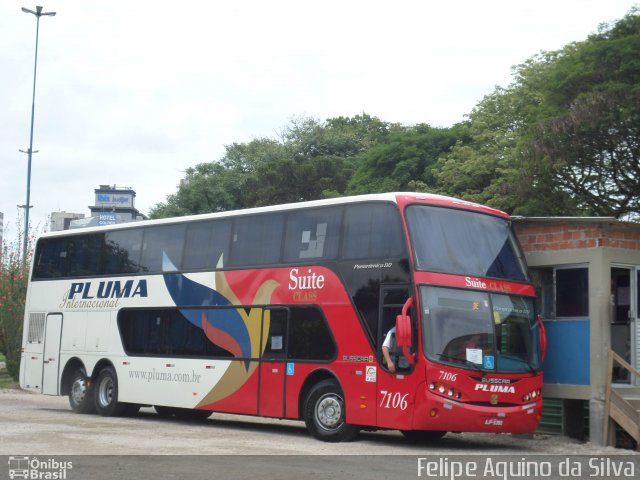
[420,286,541,373]
[406,205,527,281]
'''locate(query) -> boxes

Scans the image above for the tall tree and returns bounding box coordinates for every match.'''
[527,11,640,217]
[150,115,390,218]
[347,123,467,194]
[435,8,640,218]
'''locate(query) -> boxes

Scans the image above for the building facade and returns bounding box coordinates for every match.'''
[69,185,146,229]
[49,211,85,232]
[514,217,640,445]
[89,185,144,222]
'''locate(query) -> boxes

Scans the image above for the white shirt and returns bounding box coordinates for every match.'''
[383,327,396,350]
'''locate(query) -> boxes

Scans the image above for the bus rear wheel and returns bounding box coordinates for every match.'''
[304,379,359,442]
[401,430,446,442]
[68,368,95,414]
[94,366,128,416]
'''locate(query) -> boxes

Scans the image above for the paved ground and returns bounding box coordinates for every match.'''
[1,388,637,479]
[1,388,635,456]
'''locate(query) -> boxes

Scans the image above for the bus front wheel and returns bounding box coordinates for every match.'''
[68,368,95,414]
[303,379,359,442]
[94,366,128,416]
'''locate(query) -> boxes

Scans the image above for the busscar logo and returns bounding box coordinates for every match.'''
[8,456,73,479]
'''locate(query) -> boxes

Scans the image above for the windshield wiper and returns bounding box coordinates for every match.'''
[435,353,484,373]
[499,353,537,375]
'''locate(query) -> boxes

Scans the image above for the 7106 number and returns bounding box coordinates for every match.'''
[439,371,458,382]
[379,390,409,410]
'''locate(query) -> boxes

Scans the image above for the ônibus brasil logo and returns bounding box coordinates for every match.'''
[8,456,73,480]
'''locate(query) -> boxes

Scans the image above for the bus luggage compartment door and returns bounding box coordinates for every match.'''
[42,313,63,395]
[21,312,46,392]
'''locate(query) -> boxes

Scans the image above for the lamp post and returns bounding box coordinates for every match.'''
[20,5,56,262]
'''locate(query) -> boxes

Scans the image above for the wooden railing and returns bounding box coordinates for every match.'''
[604,350,640,450]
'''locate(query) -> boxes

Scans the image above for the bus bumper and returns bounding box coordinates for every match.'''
[412,390,543,433]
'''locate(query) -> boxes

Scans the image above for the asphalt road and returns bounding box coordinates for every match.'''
[1,388,637,480]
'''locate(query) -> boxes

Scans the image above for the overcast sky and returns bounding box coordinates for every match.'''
[0,0,637,240]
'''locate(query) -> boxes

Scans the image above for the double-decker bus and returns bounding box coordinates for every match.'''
[20,192,545,442]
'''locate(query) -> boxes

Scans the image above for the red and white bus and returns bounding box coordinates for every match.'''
[20,192,545,442]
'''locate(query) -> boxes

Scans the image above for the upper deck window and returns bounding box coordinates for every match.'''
[343,203,405,259]
[284,207,342,262]
[229,213,285,267]
[406,205,527,281]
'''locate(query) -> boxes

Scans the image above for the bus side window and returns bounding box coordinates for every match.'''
[183,220,232,270]
[284,207,342,262]
[67,234,104,277]
[288,307,336,361]
[140,224,186,273]
[230,214,285,267]
[33,237,69,278]
[262,309,288,360]
[104,229,143,274]
[380,287,412,372]
[343,204,406,259]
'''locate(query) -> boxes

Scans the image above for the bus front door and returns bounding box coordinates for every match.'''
[258,308,288,418]
[42,313,63,395]
[377,286,414,429]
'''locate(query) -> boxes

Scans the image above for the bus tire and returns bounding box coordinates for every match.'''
[68,368,95,414]
[401,430,446,442]
[303,379,359,442]
[94,366,128,416]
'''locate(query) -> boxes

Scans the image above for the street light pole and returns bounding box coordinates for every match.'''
[20,5,55,262]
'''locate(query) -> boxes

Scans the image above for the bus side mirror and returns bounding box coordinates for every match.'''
[395,297,416,365]
[538,315,547,362]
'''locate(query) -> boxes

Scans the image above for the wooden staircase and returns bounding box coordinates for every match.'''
[604,351,640,450]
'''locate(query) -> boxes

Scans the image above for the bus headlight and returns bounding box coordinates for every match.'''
[429,382,462,400]
[522,389,541,402]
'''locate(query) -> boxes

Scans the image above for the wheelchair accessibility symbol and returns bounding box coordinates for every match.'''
[483,355,495,369]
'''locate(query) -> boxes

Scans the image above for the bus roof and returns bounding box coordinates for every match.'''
[40,192,509,238]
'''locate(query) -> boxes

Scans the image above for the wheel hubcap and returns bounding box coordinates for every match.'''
[98,377,114,407]
[316,393,344,430]
[71,377,86,405]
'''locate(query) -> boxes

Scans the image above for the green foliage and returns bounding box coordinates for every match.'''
[0,366,18,389]
[150,114,393,217]
[151,9,640,220]
[347,123,468,194]
[526,10,640,217]
[0,234,31,381]
[436,8,640,217]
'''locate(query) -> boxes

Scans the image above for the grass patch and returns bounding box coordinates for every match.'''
[0,368,18,389]
[0,354,18,388]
